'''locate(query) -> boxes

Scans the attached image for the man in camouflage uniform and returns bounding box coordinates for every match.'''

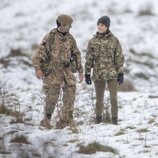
[85,16,124,125]
[32,14,83,128]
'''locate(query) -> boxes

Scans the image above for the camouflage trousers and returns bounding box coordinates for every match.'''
[43,83,76,122]
[94,79,118,118]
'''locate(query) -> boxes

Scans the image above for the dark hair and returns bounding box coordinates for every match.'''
[56,20,61,27]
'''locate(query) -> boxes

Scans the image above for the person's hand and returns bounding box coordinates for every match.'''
[78,73,84,83]
[35,69,43,79]
[117,73,124,85]
[85,74,92,85]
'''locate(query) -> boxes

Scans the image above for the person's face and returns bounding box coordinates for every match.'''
[97,23,108,33]
[58,24,72,33]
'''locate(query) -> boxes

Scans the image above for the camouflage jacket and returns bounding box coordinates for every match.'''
[85,31,124,81]
[32,28,83,85]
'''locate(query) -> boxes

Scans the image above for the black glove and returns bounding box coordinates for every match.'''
[85,74,92,85]
[117,73,124,85]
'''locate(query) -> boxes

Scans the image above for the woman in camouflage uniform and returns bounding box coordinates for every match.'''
[32,14,84,128]
[85,16,124,125]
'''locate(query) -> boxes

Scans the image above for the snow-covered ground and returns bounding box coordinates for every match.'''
[0,0,158,157]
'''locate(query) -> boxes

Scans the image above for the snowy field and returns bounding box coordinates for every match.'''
[0,0,158,157]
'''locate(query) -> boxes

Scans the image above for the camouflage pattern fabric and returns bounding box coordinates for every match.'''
[85,31,124,81]
[32,28,83,123]
[43,83,76,123]
[32,28,83,85]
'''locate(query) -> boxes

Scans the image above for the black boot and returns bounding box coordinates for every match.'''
[46,113,52,122]
[112,117,118,125]
[69,111,73,119]
[96,116,102,124]
[40,114,53,129]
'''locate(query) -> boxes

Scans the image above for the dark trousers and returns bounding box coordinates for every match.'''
[94,79,118,118]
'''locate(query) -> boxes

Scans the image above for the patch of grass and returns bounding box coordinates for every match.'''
[138,9,154,16]
[69,126,78,134]
[129,48,157,59]
[143,150,149,153]
[137,128,149,133]
[129,59,154,69]
[135,73,149,80]
[154,122,158,126]
[117,79,136,92]
[0,48,31,68]
[0,151,11,155]
[144,145,150,148]
[32,153,41,157]
[68,139,79,143]
[0,104,24,124]
[9,48,27,57]
[10,135,31,144]
[138,137,144,141]
[114,129,126,136]
[6,130,18,135]
[10,111,25,124]
[63,143,68,146]
[0,104,12,115]
[78,142,118,154]
[148,95,158,99]
[129,48,157,71]
[148,118,155,124]
[126,126,136,130]
[0,81,25,124]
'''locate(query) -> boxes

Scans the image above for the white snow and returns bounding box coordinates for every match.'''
[0,0,158,158]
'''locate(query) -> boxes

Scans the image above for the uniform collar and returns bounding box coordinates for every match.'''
[56,28,69,36]
[95,30,112,38]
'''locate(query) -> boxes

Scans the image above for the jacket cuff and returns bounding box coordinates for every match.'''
[118,67,124,74]
[85,68,91,75]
